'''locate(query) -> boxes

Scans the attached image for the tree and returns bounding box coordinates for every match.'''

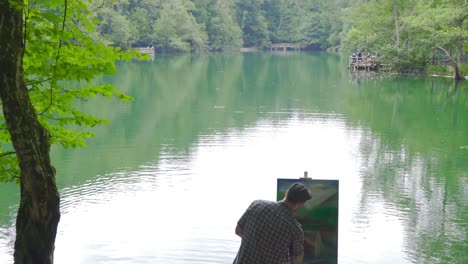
[342,0,467,77]
[299,1,328,49]
[94,8,134,49]
[404,0,467,79]
[193,0,243,51]
[128,6,156,46]
[263,0,302,44]
[152,0,208,52]
[235,0,270,48]
[0,0,135,263]
[343,0,428,71]
[1,1,60,262]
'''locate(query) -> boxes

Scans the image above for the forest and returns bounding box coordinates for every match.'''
[90,0,468,75]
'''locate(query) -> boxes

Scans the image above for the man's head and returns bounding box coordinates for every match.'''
[284,182,312,210]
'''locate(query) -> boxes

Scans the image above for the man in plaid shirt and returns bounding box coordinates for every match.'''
[233,183,312,264]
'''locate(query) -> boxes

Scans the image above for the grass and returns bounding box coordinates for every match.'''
[426,63,468,77]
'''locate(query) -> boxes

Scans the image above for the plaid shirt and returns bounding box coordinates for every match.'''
[233,200,304,264]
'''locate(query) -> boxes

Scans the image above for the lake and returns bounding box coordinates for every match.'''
[0,52,467,263]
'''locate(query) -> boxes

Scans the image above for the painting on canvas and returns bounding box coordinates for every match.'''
[277,178,339,264]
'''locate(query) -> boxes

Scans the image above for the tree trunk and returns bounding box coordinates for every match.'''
[457,14,467,64]
[433,46,465,81]
[393,0,400,51]
[0,1,61,264]
[458,23,464,64]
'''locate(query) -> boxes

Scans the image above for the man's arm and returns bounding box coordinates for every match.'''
[291,225,305,263]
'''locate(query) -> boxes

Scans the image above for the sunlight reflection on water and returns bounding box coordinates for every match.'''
[51,115,366,264]
[0,113,455,264]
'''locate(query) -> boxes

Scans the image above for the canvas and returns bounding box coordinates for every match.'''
[277,178,339,264]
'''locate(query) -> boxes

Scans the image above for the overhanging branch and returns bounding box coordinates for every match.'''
[432,45,464,80]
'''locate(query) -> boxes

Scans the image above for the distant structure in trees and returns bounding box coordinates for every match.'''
[136,46,155,60]
[270,43,300,52]
[348,53,381,71]
[240,47,258,52]
[240,43,300,52]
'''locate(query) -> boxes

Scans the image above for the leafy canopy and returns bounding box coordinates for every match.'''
[0,0,142,183]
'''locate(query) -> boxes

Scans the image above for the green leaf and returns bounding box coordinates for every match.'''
[1,0,134,182]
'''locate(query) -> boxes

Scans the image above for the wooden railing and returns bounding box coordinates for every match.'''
[137,47,155,54]
[135,46,155,60]
[348,55,380,71]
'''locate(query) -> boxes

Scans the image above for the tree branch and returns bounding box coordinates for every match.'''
[0,151,16,159]
[55,0,68,65]
[22,2,30,56]
[432,45,464,80]
[41,0,69,115]
[26,77,53,88]
[433,45,455,64]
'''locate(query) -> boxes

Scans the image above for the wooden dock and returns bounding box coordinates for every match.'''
[240,47,257,52]
[239,43,300,52]
[348,55,380,71]
[136,46,155,60]
[270,43,300,52]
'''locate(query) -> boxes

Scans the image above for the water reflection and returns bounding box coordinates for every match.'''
[0,53,466,264]
[346,78,468,264]
[51,116,358,264]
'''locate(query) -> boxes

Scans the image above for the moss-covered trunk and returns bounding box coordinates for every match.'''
[0,1,61,263]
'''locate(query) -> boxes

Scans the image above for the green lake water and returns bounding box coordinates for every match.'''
[0,52,467,263]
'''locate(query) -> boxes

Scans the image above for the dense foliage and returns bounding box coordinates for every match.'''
[0,1,465,182]
[0,0,139,183]
[342,0,467,73]
[89,0,340,51]
[91,0,467,73]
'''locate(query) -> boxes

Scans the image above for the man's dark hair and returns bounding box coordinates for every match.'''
[286,183,312,204]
